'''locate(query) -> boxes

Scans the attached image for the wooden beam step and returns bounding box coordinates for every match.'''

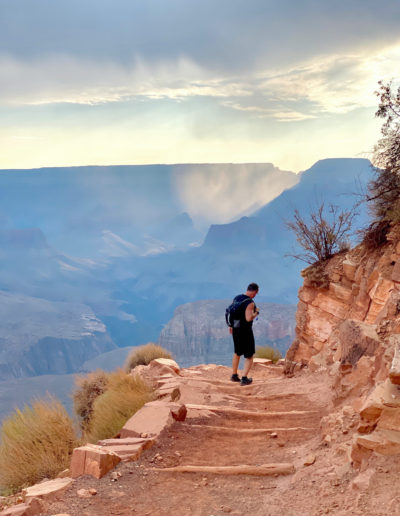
[151,463,295,476]
[184,424,315,434]
[186,403,318,417]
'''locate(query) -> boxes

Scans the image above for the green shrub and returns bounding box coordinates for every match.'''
[73,369,109,431]
[124,343,173,372]
[85,370,153,443]
[0,397,78,492]
[255,346,282,363]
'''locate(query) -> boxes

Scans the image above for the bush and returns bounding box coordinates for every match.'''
[0,397,78,492]
[73,369,109,432]
[285,203,356,264]
[124,343,173,372]
[254,346,282,363]
[301,262,330,289]
[366,81,400,225]
[85,370,153,443]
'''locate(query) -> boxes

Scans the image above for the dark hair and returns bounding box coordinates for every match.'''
[247,283,259,292]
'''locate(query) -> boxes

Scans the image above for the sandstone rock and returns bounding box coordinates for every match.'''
[70,444,121,479]
[356,429,400,455]
[0,498,42,516]
[359,379,400,428]
[342,260,358,281]
[350,468,375,491]
[23,478,73,502]
[377,406,400,432]
[329,283,353,303]
[169,402,187,421]
[303,454,316,466]
[311,292,349,320]
[150,358,180,374]
[77,489,92,498]
[56,469,71,479]
[389,335,400,385]
[338,320,380,366]
[120,401,174,438]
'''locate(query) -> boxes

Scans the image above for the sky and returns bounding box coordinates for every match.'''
[1,0,399,172]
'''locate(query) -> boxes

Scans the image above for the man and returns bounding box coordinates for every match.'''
[229,283,259,386]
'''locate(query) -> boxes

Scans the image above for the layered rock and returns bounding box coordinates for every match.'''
[284,223,400,466]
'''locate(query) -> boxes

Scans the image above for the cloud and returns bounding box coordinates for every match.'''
[171,164,298,226]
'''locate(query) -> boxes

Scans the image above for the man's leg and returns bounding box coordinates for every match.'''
[242,355,254,377]
[232,353,240,375]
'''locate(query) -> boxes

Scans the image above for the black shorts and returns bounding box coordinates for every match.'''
[232,327,255,358]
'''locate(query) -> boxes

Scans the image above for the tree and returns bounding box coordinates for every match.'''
[368,81,400,223]
[285,203,355,264]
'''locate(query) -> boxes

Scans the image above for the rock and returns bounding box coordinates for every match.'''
[377,406,400,432]
[0,498,42,516]
[111,472,122,481]
[56,469,71,479]
[338,320,380,367]
[356,429,400,455]
[270,432,278,438]
[350,468,375,491]
[120,401,174,439]
[23,478,73,502]
[77,489,92,498]
[89,488,97,495]
[149,358,180,374]
[70,444,121,479]
[389,335,400,385]
[169,402,187,422]
[303,454,316,466]
[343,260,358,281]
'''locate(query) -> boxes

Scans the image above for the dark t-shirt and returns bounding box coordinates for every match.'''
[232,294,256,358]
[232,294,255,328]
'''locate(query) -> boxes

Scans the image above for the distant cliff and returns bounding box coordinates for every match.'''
[0,291,116,381]
[158,300,296,365]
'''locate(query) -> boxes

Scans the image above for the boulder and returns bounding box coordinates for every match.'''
[120,401,175,439]
[149,358,180,374]
[70,444,121,479]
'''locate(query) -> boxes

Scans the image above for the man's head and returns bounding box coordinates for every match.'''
[246,282,259,298]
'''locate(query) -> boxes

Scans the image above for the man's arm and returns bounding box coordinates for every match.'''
[245,302,259,322]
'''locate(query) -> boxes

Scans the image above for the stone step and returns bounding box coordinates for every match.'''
[150,463,295,476]
[97,437,155,461]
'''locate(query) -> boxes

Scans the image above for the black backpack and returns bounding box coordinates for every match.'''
[225,297,250,328]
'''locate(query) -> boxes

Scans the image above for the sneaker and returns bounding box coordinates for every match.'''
[231,373,241,382]
[240,376,253,386]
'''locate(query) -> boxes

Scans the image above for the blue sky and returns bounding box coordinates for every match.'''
[1,0,399,171]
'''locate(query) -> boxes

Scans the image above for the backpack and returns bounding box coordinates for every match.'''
[225,296,250,328]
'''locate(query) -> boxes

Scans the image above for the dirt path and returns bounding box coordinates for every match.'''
[44,364,400,516]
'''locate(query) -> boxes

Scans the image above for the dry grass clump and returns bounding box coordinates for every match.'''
[124,342,173,372]
[255,346,282,363]
[85,370,153,443]
[73,369,109,432]
[301,263,330,289]
[0,397,78,493]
